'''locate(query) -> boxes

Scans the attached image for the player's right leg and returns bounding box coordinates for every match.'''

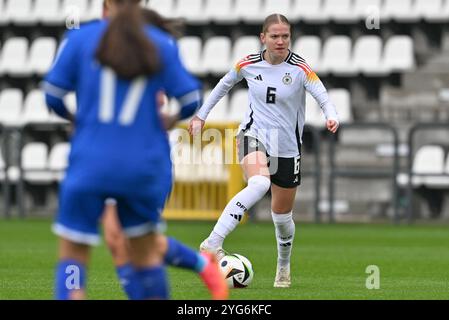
[200,135,271,260]
[52,183,105,300]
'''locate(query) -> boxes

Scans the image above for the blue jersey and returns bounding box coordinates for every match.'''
[43,20,201,194]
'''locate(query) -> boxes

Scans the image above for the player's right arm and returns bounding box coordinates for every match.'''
[188,59,245,136]
[42,31,79,122]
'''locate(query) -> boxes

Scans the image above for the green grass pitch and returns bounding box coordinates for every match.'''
[1,219,449,300]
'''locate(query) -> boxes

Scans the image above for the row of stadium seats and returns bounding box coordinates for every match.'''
[2,0,448,26]
[0,142,70,183]
[0,37,56,76]
[0,140,229,183]
[0,87,352,127]
[151,0,449,24]
[0,34,415,77]
[178,35,414,76]
[0,0,104,25]
[0,89,70,126]
[397,145,449,187]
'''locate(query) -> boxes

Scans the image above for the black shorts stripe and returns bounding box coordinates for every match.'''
[242,104,254,132]
[237,134,301,188]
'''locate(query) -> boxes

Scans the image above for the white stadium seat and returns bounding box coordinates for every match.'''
[261,0,291,18]
[34,0,62,24]
[412,145,446,186]
[201,36,232,76]
[48,143,71,181]
[412,0,443,20]
[4,0,35,25]
[381,0,414,22]
[23,90,52,124]
[292,36,322,71]
[425,0,449,22]
[319,36,354,76]
[351,36,385,76]
[231,36,261,64]
[62,0,91,23]
[28,37,57,75]
[201,143,227,182]
[353,0,382,20]
[178,36,204,75]
[204,0,238,24]
[174,0,207,24]
[382,36,415,73]
[324,0,358,23]
[21,142,52,184]
[146,0,175,18]
[89,0,104,20]
[0,37,30,76]
[304,92,323,127]
[229,89,248,123]
[293,0,328,23]
[172,143,200,182]
[328,89,352,124]
[236,0,264,24]
[0,89,24,126]
[203,89,229,122]
[0,0,4,25]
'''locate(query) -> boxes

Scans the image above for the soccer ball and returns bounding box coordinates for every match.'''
[219,254,254,288]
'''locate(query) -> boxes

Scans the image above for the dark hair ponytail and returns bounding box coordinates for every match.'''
[96,0,160,79]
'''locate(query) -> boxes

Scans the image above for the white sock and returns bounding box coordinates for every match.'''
[206,175,271,248]
[271,211,295,267]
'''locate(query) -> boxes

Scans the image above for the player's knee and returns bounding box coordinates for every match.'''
[248,175,271,197]
[104,228,126,250]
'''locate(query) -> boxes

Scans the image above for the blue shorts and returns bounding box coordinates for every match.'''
[52,179,172,246]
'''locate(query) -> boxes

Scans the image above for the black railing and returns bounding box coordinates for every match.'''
[0,124,11,218]
[303,124,322,223]
[406,123,449,222]
[328,122,400,223]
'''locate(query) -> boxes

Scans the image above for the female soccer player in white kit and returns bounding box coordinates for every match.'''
[189,14,339,288]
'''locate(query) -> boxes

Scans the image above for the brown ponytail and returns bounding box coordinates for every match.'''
[96,0,160,79]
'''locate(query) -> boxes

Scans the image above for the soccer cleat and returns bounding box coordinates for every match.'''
[199,252,229,300]
[199,240,228,261]
[274,264,291,288]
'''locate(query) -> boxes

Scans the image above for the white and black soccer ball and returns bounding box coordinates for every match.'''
[219,254,254,288]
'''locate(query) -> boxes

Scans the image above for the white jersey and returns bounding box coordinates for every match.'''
[197,50,339,157]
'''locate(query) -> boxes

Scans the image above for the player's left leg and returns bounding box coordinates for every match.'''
[269,156,300,288]
[103,203,226,299]
[271,184,296,288]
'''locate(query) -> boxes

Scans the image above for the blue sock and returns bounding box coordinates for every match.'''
[116,263,135,299]
[165,237,207,272]
[55,259,86,300]
[127,265,169,300]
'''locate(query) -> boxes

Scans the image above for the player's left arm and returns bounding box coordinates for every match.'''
[302,68,339,133]
[42,32,79,122]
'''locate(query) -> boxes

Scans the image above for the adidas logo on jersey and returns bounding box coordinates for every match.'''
[230,214,242,221]
[254,74,263,81]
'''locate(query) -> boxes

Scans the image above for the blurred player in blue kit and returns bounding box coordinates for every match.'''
[43,0,227,300]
